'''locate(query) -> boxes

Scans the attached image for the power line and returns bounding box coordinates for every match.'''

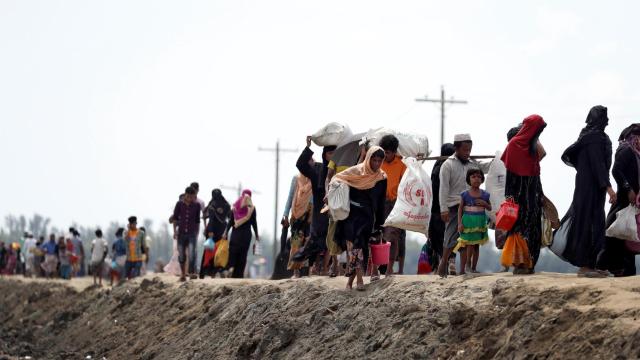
[258,140,298,262]
[415,85,468,147]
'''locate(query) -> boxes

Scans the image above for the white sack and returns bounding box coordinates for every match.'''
[484,150,506,223]
[383,157,432,234]
[311,122,353,147]
[363,128,430,158]
[327,181,350,221]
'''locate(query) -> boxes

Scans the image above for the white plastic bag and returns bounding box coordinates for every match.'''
[484,150,506,223]
[311,122,353,147]
[606,205,640,242]
[327,181,350,221]
[383,157,432,234]
[363,128,430,158]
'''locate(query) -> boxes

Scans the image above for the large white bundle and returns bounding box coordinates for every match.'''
[362,128,430,158]
[311,122,353,147]
[484,150,506,223]
[383,157,432,234]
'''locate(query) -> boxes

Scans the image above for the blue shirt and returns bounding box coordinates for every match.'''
[112,237,127,257]
[461,190,490,214]
[41,241,57,255]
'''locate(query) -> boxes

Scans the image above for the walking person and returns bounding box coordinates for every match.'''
[436,134,491,277]
[110,228,127,285]
[553,106,616,277]
[172,187,201,281]
[330,146,387,290]
[124,216,146,280]
[598,123,640,276]
[378,135,407,277]
[428,143,455,272]
[500,115,547,274]
[200,189,231,278]
[23,233,37,277]
[57,237,72,280]
[454,169,491,274]
[283,173,313,278]
[224,190,260,278]
[90,229,108,286]
[295,137,336,274]
[40,234,58,278]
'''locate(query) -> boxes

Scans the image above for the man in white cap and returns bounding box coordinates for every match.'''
[437,134,491,277]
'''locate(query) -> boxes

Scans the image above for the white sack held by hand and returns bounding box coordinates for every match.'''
[383,157,432,234]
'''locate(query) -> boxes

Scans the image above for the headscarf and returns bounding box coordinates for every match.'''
[501,114,547,176]
[561,105,611,168]
[291,174,313,220]
[207,189,231,222]
[233,190,255,227]
[331,146,387,190]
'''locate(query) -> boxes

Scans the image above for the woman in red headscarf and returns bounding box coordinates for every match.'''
[224,190,260,278]
[500,114,547,274]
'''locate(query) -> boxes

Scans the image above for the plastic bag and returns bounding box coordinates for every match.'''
[362,128,430,158]
[484,151,506,224]
[311,122,353,147]
[417,242,433,274]
[496,199,519,232]
[383,157,432,234]
[605,205,640,242]
[214,238,229,268]
[203,238,215,250]
[327,181,350,221]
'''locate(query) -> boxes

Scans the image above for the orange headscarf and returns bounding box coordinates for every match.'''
[331,145,387,190]
[291,173,312,220]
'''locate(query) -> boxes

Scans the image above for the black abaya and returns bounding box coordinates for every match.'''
[555,123,612,269]
[598,145,639,275]
[226,210,258,278]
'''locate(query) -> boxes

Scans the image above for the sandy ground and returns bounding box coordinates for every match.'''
[2,272,640,359]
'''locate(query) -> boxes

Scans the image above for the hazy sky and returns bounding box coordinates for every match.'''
[2,1,639,240]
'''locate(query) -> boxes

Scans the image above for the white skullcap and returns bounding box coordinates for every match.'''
[454,133,472,142]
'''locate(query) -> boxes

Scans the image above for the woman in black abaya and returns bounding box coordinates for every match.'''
[552,105,617,277]
[597,124,640,276]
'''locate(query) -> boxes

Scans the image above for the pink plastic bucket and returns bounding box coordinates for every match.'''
[370,242,391,265]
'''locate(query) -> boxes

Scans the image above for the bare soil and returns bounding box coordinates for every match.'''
[1,273,640,359]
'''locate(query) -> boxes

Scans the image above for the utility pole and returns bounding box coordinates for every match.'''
[220,182,244,198]
[415,85,468,147]
[258,140,298,263]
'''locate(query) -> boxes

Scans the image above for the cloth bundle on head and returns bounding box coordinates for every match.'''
[291,173,313,220]
[501,114,547,176]
[331,146,387,190]
[454,134,472,142]
[562,105,611,168]
[233,189,254,227]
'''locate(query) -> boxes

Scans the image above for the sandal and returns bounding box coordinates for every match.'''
[370,275,380,282]
[356,283,366,291]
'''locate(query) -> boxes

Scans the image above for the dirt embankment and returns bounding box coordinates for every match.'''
[1,273,640,360]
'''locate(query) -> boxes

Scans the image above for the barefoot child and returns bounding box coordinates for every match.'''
[455,169,491,274]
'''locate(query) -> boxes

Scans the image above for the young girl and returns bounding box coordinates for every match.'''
[455,168,491,275]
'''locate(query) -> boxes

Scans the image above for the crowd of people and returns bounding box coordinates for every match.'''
[0,219,151,286]
[2,106,639,289]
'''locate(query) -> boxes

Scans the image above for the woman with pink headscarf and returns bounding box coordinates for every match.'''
[224,190,260,278]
